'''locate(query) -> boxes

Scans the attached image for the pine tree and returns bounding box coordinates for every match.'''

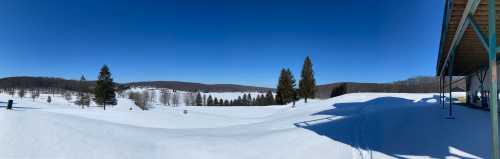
[219,99,223,106]
[237,96,242,105]
[265,90,274,105]
[276,68,296,105]
[76,75,91,109]
[195,92,203,106]
[207,95,213,106]
[242,94,248,106]
[257,94,264,106]
[224,100,229,106]
[202,94,207,106]
[292,88,298,107]
[214,97,219,106]
[331,83,347,98]
[47,96,52,103]
[299,56,316,103]
[247,93,252,105]
[94,65,117,110]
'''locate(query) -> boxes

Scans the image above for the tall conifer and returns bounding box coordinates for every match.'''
[299,56,316,103]
[276,68,296,105]
[95,65,117,110]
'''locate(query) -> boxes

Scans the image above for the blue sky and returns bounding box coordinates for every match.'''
[0,0,444,87]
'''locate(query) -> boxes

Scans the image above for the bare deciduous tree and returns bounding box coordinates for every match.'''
[160,89,171,106]
[172,92,180,106]
[128,91,151,110]
[31,89,40,101]
[18,89,26,99]
[183,93,192,106]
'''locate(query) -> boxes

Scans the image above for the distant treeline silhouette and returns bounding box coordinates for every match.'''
[125,81,273,92]
[316,76,466,99]
[0,76,96,93]
[0,76,272,93]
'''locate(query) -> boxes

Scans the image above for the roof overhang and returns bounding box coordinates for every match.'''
[436,0,500,76]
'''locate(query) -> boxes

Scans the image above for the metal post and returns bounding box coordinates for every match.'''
[443,75,446,109]
[440,76,442,105]
[448,59,454,119]
[488,0,499,158]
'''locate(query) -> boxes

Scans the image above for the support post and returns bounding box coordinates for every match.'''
[440,76,442,105]
[448,59,454,119]
[443,75,446,109]
[488,0,500,158]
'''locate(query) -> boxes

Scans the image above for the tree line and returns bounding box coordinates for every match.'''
[189,91,276,106]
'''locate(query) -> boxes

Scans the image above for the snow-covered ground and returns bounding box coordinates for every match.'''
[0,92,494,159]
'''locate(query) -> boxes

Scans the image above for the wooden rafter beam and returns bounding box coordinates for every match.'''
[439,0,481,76]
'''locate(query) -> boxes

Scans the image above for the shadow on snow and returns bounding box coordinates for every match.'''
[296,95,492,159]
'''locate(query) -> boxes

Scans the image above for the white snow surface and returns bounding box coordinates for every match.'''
[0,92,492,159]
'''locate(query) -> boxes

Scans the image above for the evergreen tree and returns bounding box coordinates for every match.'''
[257,94,264,106]
[242,94,248,106]
[237,96,242,105]
[202,94,207,106]
[276,68,296,105]
[219,99,223,106]
[299,56,316,103]
[247,93,252,105]
[292,88,298,107]
[47,96,52,103]
[76,75,91,109]
[224,100,229,106]
[94,65,117,110]
[214,97,219,106]
[195,92,203,106]
[331,83,347,98]
[207,95,213,106]
[265,90,275,105]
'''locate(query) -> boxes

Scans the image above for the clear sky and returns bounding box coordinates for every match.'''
[0,0,444,87]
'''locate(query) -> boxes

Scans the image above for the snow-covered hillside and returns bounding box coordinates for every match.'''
[0,92,492,159]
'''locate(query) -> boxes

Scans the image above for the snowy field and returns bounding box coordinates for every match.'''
[0,92,495,159]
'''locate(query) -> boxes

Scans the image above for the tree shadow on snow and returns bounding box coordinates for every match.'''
[295,96,490,159]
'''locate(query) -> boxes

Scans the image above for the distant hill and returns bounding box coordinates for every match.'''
[0,77,273,93]
[124,81,273,92]
[316,76,466,99]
